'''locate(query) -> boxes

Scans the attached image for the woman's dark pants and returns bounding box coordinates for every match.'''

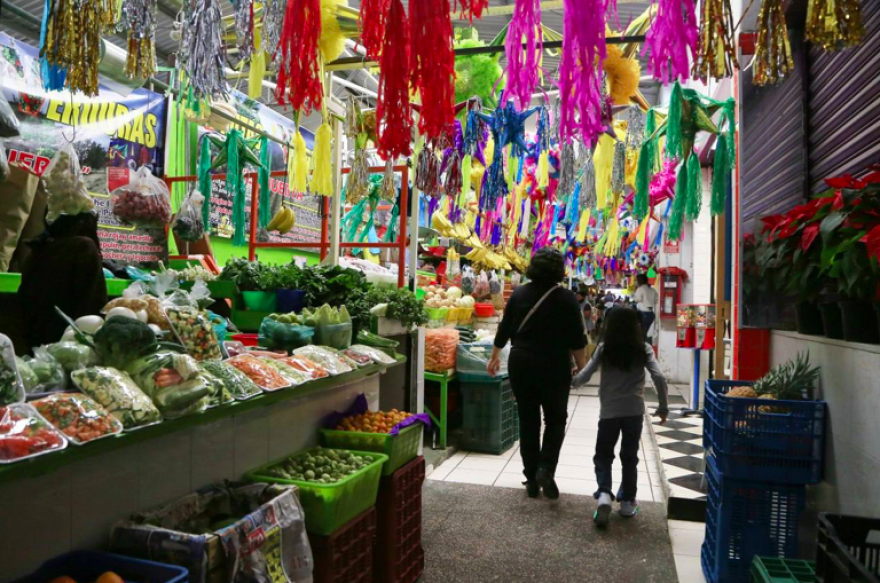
[508,349,571,481]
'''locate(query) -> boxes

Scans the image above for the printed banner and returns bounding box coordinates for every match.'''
[190,89,323,247]
[0,33,168,267]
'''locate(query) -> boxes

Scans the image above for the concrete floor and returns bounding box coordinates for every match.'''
[422,481,679,583]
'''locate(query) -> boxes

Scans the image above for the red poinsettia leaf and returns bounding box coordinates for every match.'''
[801,223,819,251]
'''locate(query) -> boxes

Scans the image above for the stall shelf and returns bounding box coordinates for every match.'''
[424,369,454,449]
[0,356,405,486]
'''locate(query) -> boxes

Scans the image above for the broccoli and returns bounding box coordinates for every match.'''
[93,316,158,368]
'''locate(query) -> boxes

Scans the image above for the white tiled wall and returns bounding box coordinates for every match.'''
[771,331,880,517]
[692,174,714,305]
[0,373,383,582]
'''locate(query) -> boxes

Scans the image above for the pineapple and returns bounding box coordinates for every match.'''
[758,393,780,413]
[753,352,819,401]
[727,386,758,399]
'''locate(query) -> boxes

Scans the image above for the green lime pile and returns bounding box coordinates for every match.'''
[267,447,375,483]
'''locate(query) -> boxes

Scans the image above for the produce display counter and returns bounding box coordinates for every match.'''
[0,356,404,485]
[0,272,238,300]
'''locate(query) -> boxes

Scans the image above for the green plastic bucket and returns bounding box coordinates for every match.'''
[241,291,277,312]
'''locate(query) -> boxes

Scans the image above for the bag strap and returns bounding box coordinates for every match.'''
[516,285,560,335]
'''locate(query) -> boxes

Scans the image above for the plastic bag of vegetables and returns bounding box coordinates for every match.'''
[171,188,206,242]
[125,352,211,418]
[165,307,222,361]
[258,317,315,351]
[43,142,95,223]
[20,347,67,395]
[197,366,235,407]
[310,304,353,350]
[46,341,99,373]
[461,266,476,295]
[292,346,354,376]
[34,392,123,445]
[200,360,262,400]
[111,167,172,227]
[71,367,162,430]
[0,334,24,406]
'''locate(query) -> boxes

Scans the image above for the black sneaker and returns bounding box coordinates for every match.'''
[523,480,540,498]
[536,468,559,500]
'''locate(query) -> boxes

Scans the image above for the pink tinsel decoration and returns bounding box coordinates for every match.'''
[649,158,679,202]
[642,0,698,84]
[505,0,542,110]
[558,0,607,146]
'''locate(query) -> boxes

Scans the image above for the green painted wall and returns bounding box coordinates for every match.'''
[210,237,320,267]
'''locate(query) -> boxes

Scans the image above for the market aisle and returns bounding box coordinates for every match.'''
[421,481,678,582]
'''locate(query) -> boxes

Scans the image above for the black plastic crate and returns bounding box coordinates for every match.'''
[816,514,880,583]
[460,376,519,455]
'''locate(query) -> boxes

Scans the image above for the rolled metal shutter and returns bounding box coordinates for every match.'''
[739,41,807,234]
[808,0,880,192]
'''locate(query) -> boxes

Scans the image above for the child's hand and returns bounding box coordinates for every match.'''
[652,410,668,424]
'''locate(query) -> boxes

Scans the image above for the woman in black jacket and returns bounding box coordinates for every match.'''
[487,248,588,499]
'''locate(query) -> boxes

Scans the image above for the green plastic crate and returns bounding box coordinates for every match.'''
[231,309,272,332]
[751,557,816,583]
[460,376,519,455]
[245,448,388,536]
[319,423,422,476]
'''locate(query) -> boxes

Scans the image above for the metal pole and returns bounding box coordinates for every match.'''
[398,166,409,288]
[248,174,259,261]
[328,116,343,265]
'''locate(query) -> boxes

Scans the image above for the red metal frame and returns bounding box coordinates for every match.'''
[163,164,410,288]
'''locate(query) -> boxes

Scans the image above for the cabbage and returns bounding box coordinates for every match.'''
[446,286,463,300]
[456,295,476,308]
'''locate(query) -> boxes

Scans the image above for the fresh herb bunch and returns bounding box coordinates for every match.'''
[367,287,428,329]
[219,258,270,292]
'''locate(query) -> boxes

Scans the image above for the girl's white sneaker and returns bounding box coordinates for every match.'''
[594,493,613,526]
[619,500,638,517]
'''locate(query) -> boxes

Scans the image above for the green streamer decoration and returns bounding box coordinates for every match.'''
[665,82,684,160]
[711,133,729,215]
[383,204,400,242]
[461,154,472,199]
[633,140,651,220]
[167,94,188,209]
[685,154,702,221]
[258,136,272,229]
[644,109,657,172]
[667,162,688,241]
[198,136,212,229]
[227,130,246,246]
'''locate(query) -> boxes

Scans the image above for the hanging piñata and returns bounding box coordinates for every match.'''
[275,0,324,112]
[208,130,265,245]
[505,0,543,110]
[805,0,864,50]
[410,0,456,140]
[558,0,606,146]
[120,0,158,79]
[179,0,227,106]
[753,0,794,85]
[359,0,390,59]
[40,0,116,95]
[377,0,412,160]
[642,0,698,84]
[693,0,738,80]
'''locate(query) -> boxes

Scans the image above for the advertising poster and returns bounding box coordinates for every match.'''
[0,33,168,267]
[193,89,323,246]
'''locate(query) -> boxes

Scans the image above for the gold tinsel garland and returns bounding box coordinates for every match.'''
[753,0,793,85]
[805,0,865,50]
[42,0,116,96]
[694,0,739,81]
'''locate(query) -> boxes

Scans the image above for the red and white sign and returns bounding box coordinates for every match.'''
[664,239,680,254]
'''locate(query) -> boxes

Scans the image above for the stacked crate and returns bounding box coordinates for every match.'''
[374,456,426,583]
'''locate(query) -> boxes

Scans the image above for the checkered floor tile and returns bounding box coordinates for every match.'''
[650,411,707,505]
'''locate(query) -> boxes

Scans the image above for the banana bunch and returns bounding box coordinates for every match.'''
[503,246,529,272]
[267,206,295,234]
[431,211,474,242]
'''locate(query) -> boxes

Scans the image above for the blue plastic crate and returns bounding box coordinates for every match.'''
[702,456,806,583]
[16,551,188,583]
[704,379,825,484]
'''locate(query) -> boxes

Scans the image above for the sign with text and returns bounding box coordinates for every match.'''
[664,239,680,254]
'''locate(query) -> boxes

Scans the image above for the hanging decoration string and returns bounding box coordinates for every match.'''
[454,0,490,22]
[558,0,606,146]
[359,0,390,59]
[753,0,794,85]
[179,0,227,108]
[120,0,158,79]
[198,135,213,228]
[232,0,256,64]
[642,0,698,84]
[377,0,412,159]
[505,0,543,111]
[693,0,738,81]
[805,0,864,50]
[275,0,323,112]
[409,0,456,140]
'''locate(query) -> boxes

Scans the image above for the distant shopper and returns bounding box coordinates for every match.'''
[489,247,587,500]
[633,274,658,342]
[18,212,107,351]
[572,307,668,526]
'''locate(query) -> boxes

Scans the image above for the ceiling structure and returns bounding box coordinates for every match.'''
[0,0,661,132]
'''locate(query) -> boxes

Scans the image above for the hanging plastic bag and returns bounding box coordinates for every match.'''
[447,248,461,281]
[43,142,95,223]
[0,334,24,406]
[424,329,459,373]
[111,166,172,227]
[315,323,353,350]
[0,142,9,183]
[0,83,21,138]
[461,266,476,295]
[474,271,490,299]
[165,306,223,361]
[70,367,162,430]
[172,188,206,242]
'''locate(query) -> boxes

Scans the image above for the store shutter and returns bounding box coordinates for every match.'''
[739,41,807,234]
[807,0,880,192]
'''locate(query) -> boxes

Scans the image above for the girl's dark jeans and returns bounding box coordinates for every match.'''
[594,415,643,501]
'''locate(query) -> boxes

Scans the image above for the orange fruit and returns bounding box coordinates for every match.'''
[49,577,77,583]
[96,572,124,583]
